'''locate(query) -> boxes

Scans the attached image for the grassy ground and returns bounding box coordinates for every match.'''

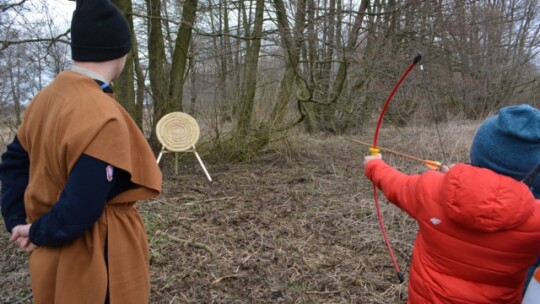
[0,120,477,303]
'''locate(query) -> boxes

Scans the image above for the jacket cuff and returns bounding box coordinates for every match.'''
[5,218,27,234]
[364,159,386,180]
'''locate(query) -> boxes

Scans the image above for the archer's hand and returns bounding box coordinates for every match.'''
[441,164,455,173]
[10,224,38,253]
[364,153,382,166]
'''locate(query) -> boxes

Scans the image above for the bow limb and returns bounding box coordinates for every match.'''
[372,53,422,150]
[371,53,422,283]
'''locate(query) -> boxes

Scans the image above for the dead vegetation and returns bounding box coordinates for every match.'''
[0,120,477,303]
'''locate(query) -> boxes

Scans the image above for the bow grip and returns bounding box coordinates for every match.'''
[369,147,380,156]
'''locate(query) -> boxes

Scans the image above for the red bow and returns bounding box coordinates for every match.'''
[371,53,422,283]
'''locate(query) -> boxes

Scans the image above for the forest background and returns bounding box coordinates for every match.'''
[0,0,539,303]
[2,0,539,156]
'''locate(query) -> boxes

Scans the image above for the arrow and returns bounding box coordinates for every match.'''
[344,137,442,170]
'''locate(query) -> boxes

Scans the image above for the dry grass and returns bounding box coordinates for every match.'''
[0,118,18,151]
[0,118,479,303]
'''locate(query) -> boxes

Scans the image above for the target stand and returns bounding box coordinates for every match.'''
[156,112,212,182]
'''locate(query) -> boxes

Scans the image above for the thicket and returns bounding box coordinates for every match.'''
[1,0,539,161]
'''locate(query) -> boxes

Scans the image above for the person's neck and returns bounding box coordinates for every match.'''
[71,62,114,83]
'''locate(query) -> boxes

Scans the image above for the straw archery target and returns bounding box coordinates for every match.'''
[156,112,200,152]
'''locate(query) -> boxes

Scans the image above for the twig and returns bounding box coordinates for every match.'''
[305,290,341,294]
[157,231,216,257]
[186,196,236,205]
[211,273,246,285]
[14,293,33,303]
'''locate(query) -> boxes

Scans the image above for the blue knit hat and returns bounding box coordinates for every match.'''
[470,104,540,182]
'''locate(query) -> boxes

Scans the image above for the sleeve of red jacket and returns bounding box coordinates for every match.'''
[364,159,423,218]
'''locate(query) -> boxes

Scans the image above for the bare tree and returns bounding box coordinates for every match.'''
[111,0,145,129]
[2,0,540,160]
[144,0,198,149]
[0,1,71,128]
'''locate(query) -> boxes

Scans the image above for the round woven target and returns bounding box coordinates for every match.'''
[156,112,200,152]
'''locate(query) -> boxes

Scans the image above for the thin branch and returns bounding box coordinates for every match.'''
[0,29,71,52]
[0,0,27,12]
[129,11,277,41]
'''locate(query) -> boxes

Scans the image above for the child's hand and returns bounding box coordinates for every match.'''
[441,164,455,173]
[10,224,38,253]
[364,153,382,165]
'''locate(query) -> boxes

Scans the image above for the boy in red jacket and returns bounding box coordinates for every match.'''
[364,104,540,304]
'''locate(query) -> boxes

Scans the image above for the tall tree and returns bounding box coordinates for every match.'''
[169,0,198,112]
[146,0,198,149]
[112,0,144,128]
[233,0,265,137]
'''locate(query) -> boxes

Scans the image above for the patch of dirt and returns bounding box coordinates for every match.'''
[0,135,423,304]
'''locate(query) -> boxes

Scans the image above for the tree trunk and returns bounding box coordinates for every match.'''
[234,0,264,137]
[169,0,198,112]
[111,0,140,128]
[146,0,169,148]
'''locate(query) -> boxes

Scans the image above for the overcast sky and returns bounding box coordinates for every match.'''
[16,0,76,30]
[46,0,75,26]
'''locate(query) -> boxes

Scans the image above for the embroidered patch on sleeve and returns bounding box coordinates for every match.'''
[106,165,114,182]
[430,217,442,225]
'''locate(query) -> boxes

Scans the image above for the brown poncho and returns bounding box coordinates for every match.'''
[17,71,162,304]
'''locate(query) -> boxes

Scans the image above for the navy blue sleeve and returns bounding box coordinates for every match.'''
[0,136,29,233]
[29,154,115,247]
[530,174,540,199]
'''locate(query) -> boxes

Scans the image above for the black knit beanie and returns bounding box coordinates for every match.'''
[71,0,132,62]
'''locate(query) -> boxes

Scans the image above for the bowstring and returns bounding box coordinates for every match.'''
[421,64,448,166]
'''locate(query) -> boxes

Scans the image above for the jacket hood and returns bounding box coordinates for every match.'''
[442,163,535,232]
